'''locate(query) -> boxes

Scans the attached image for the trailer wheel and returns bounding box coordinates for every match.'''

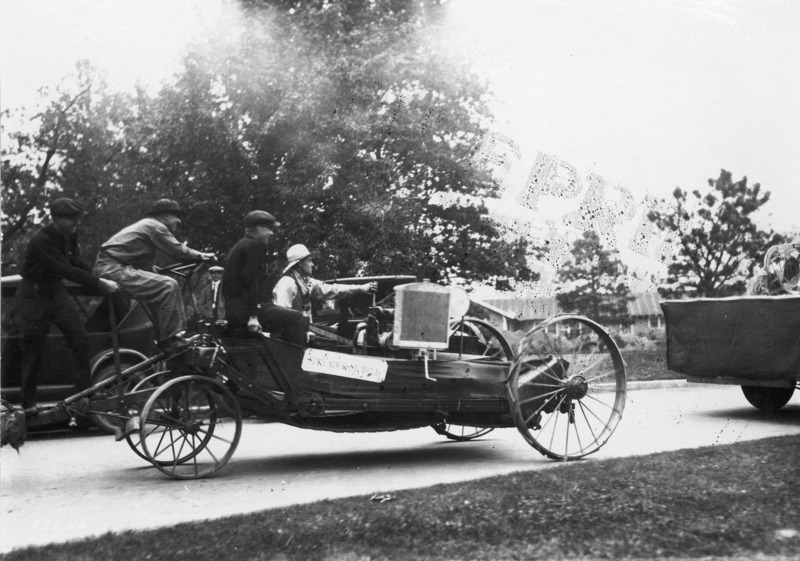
[139,375,242,479]
[508,315,626,460]
[741,385,795,412]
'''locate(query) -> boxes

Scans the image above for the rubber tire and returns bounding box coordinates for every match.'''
[741,385,795,412]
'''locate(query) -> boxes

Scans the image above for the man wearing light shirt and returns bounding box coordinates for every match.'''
[94,199,215,351]
[273,244,376,322]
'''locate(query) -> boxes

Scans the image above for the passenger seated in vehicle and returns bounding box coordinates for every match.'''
[273,244,377,323]
[94,199,215,352]
[221,211,308,345]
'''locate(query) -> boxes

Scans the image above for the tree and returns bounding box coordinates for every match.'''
[2,0,535,289]
[555,231,632,326]
[649,170,779,297]
[1,81,95,268]
[124,0,533,286]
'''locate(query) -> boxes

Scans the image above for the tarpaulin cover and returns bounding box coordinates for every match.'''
[661,295,800,381]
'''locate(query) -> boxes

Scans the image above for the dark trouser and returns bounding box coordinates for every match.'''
[225,299,309,345]
[15,279,91,408]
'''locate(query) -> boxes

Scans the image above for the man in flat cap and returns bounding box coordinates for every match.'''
[222,211,308,344]
[94,199,215,351]
[273,244,376,322]
[14,197,120,410]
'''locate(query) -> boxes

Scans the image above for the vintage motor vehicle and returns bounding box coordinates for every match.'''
[662,244,800,412]
[1,264,628,480]
[1,274,156,432]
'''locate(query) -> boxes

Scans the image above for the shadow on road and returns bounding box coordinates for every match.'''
[702,404,800,424]
[221,437,542,479]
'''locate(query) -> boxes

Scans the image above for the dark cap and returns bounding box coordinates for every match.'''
[244,210,280,229]
[146,199,186,217]
[50,198,85,217]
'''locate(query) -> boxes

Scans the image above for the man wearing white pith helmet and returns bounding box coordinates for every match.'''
[273,244,376,322]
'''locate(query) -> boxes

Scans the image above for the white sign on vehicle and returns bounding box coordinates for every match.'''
[301,348,388,383]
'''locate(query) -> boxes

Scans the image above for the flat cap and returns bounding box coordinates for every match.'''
[209,265,224,273]
[50,198,85,217]
[146,199,186,217]
[244,210,280,229]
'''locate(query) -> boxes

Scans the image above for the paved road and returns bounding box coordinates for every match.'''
[2,383,799,552]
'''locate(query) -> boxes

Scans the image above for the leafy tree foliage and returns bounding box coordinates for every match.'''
[649,170,780,297]
[555,231,632,326]
[2,0,534,288]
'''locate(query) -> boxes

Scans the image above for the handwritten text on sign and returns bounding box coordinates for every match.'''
[301,349,388,383]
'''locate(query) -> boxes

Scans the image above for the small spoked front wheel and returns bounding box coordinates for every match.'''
[508,315,626,460]
[125,371,181,464]
[139,375,242,479]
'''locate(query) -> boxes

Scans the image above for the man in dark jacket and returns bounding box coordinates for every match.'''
[15,198,120,410]
[222,211,308,345]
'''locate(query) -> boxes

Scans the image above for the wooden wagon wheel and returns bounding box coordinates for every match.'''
[124,371,181,464]
[507,315,626,460]
[138,375,242,479]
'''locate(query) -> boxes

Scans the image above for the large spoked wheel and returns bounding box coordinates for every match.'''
[448,318,514,361]
[741,385,795,412]
[139,375,242,479]
[508,315,626,461]
[433,422,494,441]
[124,371,181,464]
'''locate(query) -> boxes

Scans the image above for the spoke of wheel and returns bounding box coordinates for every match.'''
[582,392,617,411]
[144,424,170,456]
[576,401,602,447]
[518,364,565,386]
[203,441,221,465]
[190,434,199,477]
[518,387,563,406]
[579,396,614,425]
[570,409,584,453]
[193,425,233,446]
[153,428,182,461]
[522,400,550,427]
[583,367,617,384]
[173,431,190,465]
[526,381,569,389]
[534,396,566,437]
[548,404,561,452]
[536,333,562,363]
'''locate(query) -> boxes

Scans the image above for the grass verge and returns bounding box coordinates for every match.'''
[6,435,799,561]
